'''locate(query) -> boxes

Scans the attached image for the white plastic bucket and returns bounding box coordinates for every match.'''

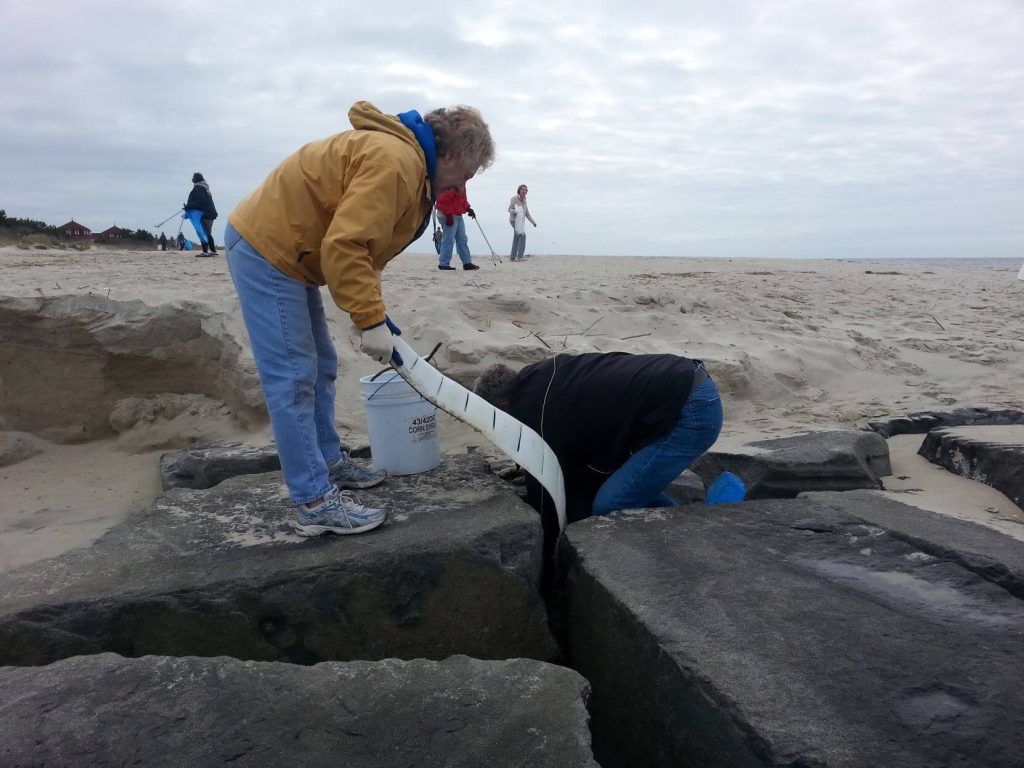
[359,373,441,475]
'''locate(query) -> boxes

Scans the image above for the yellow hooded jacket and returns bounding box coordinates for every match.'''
[228,101,433,329]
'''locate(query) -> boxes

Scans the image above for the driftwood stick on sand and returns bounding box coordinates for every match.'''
[512,320,552,349]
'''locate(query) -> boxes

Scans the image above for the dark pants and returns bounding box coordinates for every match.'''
[201,217,216,250]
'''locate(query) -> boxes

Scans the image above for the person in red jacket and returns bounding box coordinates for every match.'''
[435,189,479,270]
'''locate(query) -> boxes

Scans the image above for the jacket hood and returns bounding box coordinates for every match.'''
[349,101,436,186]
[349,101,420,150]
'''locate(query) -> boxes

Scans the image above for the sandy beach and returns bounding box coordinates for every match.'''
[2,246,1022,570]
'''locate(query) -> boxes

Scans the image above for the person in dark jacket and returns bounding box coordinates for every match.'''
[474,352,722,530]
[184,172,218,256]
[158,232,168,251]
[176,232,187,250]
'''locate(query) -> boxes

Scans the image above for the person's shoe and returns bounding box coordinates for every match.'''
[329,452,387,489]
[293,485,385,536]
[438,265,456,270]
[463,263,480,270]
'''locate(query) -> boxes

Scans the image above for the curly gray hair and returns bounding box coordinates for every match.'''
[425,106,495,174]
[474,364,518,408]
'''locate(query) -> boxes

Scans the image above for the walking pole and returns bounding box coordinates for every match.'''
[155,208,183,228]
[472,218,502,265]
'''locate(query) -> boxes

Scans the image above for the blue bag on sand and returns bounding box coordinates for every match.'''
[184,240,193,251]
[705,471,746,504]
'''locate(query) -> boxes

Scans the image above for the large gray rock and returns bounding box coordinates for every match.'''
[803,490,1024,599]
[0,653,598,767]
[160,442,376,489]
[691,429,891,498]
[919,425,1024,508]
[0,455,556,667]
[560,498,1024,768]
[665,469,705,504]
[160,441,282,489]
[866,407,1024,438]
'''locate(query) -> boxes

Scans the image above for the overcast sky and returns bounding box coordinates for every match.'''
[2,0,1022,259]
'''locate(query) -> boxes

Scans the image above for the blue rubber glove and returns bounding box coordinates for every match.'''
[705,471,746,504]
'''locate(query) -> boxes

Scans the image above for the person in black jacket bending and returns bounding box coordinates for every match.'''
[184,172,218,256]
[474,352,723,528]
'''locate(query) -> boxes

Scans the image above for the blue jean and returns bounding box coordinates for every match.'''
[510,228,526,260]
[224,223,342,504]
[438,215,472,266]
[592,376,723,516]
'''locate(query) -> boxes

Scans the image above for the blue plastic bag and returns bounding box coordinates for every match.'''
[705,471,746,504]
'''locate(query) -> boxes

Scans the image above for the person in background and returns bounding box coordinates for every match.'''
[226,101,495,537]
[507,184,536,261]
[474,352,722,541]
[184,172,218,256]
[158,232,168,251]
[435,188,479,271]
[176,231,187,251]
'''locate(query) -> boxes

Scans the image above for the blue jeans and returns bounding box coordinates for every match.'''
[592,376,723,516]
[224,224,342,504]
[510,228,526,260]
[438,215,472,266]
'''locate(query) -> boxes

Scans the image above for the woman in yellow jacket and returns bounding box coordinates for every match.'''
[225,101,494,536]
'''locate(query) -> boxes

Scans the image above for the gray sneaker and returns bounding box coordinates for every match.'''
[329,452,387,489]
[293,486,385,536]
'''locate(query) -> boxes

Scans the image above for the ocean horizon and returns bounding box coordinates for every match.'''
[401,250,1023,269]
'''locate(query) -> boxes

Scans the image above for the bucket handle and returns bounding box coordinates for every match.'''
[364,371,404,402]
[365,341,445,402]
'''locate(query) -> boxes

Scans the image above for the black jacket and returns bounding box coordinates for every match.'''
[506,352,699,524]
[185,182,218,218]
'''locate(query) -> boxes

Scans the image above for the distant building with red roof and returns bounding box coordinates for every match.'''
[96,226,130,240]
[59,220,92,239]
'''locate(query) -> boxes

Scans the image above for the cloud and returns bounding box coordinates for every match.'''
[1,0,1022,257]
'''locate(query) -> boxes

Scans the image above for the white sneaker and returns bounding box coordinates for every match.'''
[293,486,385,536]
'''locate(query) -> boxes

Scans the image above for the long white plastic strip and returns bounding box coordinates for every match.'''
[390,337,567,532]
